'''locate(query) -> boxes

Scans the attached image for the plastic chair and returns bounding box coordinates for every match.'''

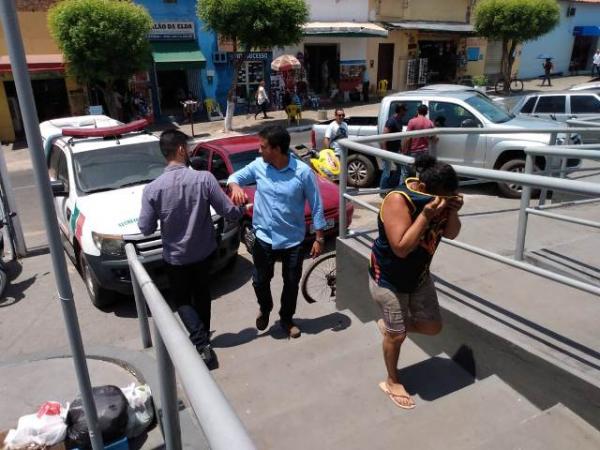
[204,98,223,121]
[285,104,302,126]
[377,79,388,98]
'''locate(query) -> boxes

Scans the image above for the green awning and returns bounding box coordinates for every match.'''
[151,42,206,70]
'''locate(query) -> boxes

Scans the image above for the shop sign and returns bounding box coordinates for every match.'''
[229,52,271,61]
[149,22,195,41]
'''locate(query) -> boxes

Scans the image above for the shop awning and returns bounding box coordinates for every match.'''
[573,26,600,36]
[151,42,206,70]
[303,22,388,37]
[0,54,64,74]
[386,21,474,33]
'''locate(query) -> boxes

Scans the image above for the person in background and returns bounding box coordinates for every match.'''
[228,126,326,339]
[255,80,270,120]
[401,104,436,183]
[541,58,553,86]
[592,49,600,79]
[379,103,407,195]
[323,108,349,155]
[370,154,463,409]
[361,66,370,102]
[138,130,246,364]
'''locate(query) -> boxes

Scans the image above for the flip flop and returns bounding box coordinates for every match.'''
[379,381,416,410]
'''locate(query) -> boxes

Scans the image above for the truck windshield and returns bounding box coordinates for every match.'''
[465,93,514,124]
[73,142,165,193]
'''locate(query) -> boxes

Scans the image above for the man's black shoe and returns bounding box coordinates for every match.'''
[256,312,270,331]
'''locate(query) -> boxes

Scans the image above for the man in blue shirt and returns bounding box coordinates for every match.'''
[228,126,326,338]
[139,129,244,363]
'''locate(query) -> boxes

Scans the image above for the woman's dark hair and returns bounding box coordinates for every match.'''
[159,129,189,158]
[414,154,458,195]
[258,125,290,155]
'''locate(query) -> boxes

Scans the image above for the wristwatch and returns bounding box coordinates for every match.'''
[316,237,325,245]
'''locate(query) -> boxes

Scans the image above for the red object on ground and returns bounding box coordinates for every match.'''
[37,401,62,418]
[61,119,149,138]
[191,135,354,239]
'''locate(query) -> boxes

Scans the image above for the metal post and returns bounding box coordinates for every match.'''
[515,153,534,261]
[0,2,104,449]
[538,132,557,206]
[154,323,182,450]
[0,148,26,256]
[338,144,348,239]
[559,157,568,179]
[126,246,152,349]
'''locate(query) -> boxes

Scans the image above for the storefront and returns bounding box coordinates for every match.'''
[148,21,206,117]
[571,26,600,73]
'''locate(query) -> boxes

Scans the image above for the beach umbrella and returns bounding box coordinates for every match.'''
[271,54,301,71]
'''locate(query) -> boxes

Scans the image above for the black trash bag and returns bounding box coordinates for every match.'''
[67,385,129,449]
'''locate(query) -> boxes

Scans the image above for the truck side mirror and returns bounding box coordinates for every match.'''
[189,156,208,171]
[51,180,68,197]
[461,118,481,128]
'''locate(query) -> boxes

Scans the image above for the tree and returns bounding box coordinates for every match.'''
[48,0,152,119]
[474,0,560,92]
[198,0,309,131]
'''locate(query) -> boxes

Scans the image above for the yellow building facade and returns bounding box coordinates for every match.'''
[366,0,494,92]
[0,10,85,143]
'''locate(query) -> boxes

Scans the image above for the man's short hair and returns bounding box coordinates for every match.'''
[395,103,407,114]
[417,104,428,116]
[159,129,188,158]
[258,125,290,155]
[334,108,345,116]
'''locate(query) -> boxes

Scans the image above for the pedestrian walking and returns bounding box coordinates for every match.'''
[255,80,270,119]
[379,103,407,195]
[361,66,370,102]
[541,58,553,86]
[323,108,349,154]
[138,130,245,363]
[401,104,436,184]
[370,154,463,409]
[228,126,326,338]
[593,49,600,79]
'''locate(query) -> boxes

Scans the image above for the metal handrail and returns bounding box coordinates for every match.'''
[125,244,256,450]
[524,147,600,159]
[337,130,600,298]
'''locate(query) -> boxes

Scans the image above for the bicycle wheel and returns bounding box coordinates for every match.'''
[301,251,336,304]
[511,79,524,92]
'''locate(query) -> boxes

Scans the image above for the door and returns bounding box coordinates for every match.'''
[48,145,71,238]
[377,44,394,88]
[532,95,568,122]
[156,69,188,115]
[428,101,486,167]
[569,94,600,143]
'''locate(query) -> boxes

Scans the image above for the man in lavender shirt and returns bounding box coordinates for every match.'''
[138,130,244,363]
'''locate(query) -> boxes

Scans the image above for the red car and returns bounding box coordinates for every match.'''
[191,135,354,252]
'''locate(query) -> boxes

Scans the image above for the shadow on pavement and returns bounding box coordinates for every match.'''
[0,260,42,308]
[398,355,476,401]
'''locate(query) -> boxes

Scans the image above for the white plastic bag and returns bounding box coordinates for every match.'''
[120,383,154,438]
[4,401,67,449]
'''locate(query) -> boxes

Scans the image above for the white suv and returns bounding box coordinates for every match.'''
[41,116,240,307]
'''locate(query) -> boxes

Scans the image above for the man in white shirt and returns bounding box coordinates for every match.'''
[593,49,600,79]
[323,108,349,155]
[254,80,270,119]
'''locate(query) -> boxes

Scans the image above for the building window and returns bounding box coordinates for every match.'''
[163,0,176,3]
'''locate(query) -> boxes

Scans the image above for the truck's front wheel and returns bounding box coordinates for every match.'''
[347,154,376,188]
[79,253,115,308]
[497,158,540,198]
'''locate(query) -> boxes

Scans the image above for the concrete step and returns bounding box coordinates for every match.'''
[214,318,477,450]
[476,403,600,450]
[333,374,540,450]
[525,246,600,288]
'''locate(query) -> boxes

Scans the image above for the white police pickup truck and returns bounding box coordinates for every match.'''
[40,116,240,307]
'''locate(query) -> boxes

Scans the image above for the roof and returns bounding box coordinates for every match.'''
[303,22,388,37]
[388,90,477,100]
[196,135,260,155]
[151,42,206,70]
[386,21,474,33]
[0,54,64,74]
[39,115,158,154]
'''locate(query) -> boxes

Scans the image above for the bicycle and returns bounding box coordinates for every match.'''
[301,251,336,303]
[494,77,524,94]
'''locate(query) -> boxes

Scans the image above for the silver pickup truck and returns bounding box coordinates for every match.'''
[311,90,581,197]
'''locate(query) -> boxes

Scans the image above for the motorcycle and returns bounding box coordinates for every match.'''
[293,145,341,182]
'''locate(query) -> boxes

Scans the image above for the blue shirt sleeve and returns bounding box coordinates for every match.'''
[138,185,158,235]
[302,169,327,231]
[228,159,258,186]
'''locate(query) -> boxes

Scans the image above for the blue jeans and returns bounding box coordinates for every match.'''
[166,259,212,347]
[252,238,305,323]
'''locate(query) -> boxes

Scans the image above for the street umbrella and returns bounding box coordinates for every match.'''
[271,54,301,71]
[536,54,554,59]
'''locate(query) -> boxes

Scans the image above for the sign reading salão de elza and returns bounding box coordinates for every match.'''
[149,21,195,41]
